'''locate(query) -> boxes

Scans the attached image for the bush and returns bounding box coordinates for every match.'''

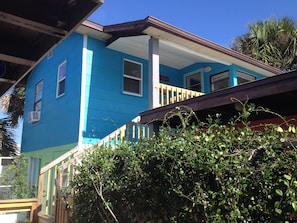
[72,104,297,222]
[0,155,33,199]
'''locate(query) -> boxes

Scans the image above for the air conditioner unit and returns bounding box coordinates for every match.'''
[28,111,40,123]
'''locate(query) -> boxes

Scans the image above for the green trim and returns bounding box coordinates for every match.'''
[23,143,77,167]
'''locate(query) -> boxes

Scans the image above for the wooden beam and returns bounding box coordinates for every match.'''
[0,11,67,38]
[0,53,35,67]
[0,78,16,84]
[0,199,38,223]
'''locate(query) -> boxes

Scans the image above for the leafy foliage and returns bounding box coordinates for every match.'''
[0,155,33,199]
[0,86,25,155]
[0,117,18,156]
[1,86,25,128]
[231,17,297,71]
[72,104,297,222]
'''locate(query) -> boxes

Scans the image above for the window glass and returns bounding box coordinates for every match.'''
[123,59,142,96]
[124,60,141,78]
[211,71,229,91]
[57,61,66,97]
[34,81,43,111]
[186,72,201,91]
[237,71,256,84]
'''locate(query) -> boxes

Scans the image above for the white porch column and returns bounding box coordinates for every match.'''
[148,36,160,109]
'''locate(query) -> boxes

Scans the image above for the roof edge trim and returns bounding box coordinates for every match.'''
[144,16,282,75]
[87,16,281,75]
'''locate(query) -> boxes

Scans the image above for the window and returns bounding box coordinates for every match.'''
[34,81,43,111]
[185,72,202,91]
[211,71,229,91]
[237,71,256,85]
[57,60,67,97]
[123,59,142,96]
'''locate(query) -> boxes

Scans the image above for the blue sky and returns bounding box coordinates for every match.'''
[3,0,297,145]
[89,0,297,47]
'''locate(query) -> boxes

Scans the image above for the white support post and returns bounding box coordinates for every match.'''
[148,36,160,109]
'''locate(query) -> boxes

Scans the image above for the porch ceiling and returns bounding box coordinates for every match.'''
[0,0,104,97]
[107,35,216,69]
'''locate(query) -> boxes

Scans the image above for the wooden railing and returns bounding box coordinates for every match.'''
[36,84,202,222]
[0,198,38,223]
[97,116,149,147]
[37,117,149,222]
[159,83,203,106]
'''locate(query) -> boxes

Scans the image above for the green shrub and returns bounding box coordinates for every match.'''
[0,155,33,199]
[72,104,297,222]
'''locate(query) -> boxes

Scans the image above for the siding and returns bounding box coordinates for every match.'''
[21,33,84,152]
[82,37,150,143]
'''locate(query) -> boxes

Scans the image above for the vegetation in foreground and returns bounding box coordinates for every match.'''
[72,103,297,222]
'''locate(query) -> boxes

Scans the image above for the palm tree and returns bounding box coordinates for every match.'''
[1,86,25,127]
[0,117,18,156]
[0,86,25,156]
[231,17,297,71]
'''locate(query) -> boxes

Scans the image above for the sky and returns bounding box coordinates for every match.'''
[89,0,297,47]
[3,0,297,146]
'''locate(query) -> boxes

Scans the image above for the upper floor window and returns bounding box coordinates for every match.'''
[34,80,43,111]
[57,60,67,97]
[123,59,142,96]
[237,71,256,85]
[211,71,229,91]
[185,71,202,92]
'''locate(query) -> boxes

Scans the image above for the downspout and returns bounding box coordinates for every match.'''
[78,35,88,150]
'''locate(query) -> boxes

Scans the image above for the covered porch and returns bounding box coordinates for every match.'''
[78,17,281,112]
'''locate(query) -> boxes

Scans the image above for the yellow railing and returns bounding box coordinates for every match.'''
[36,84,202,222]
[37,117,150,222]
[37,147,78,222]
[0,198,38,223]
[97,116,149,147]
[159,83,203,106]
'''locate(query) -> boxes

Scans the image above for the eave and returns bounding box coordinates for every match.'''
[101,16,282,75]
[0,0,104,97]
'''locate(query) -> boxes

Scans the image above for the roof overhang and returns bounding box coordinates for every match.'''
[140,69,297,125]
[99,16,282,75]
[0,0,104,97]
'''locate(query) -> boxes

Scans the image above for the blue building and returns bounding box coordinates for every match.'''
[21,17,281,166]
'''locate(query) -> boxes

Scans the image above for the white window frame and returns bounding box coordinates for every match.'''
[184,69,203,92]
[34,80,43,112]
[56,60,67,98]
[237,71,256,85]
[123,59,143,96]
[210,71,230,91]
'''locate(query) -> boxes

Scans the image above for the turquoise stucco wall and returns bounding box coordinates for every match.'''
[82,37,149,143]
[21,33,84,153]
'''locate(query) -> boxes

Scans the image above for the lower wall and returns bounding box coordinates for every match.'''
[23,143,77,167]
